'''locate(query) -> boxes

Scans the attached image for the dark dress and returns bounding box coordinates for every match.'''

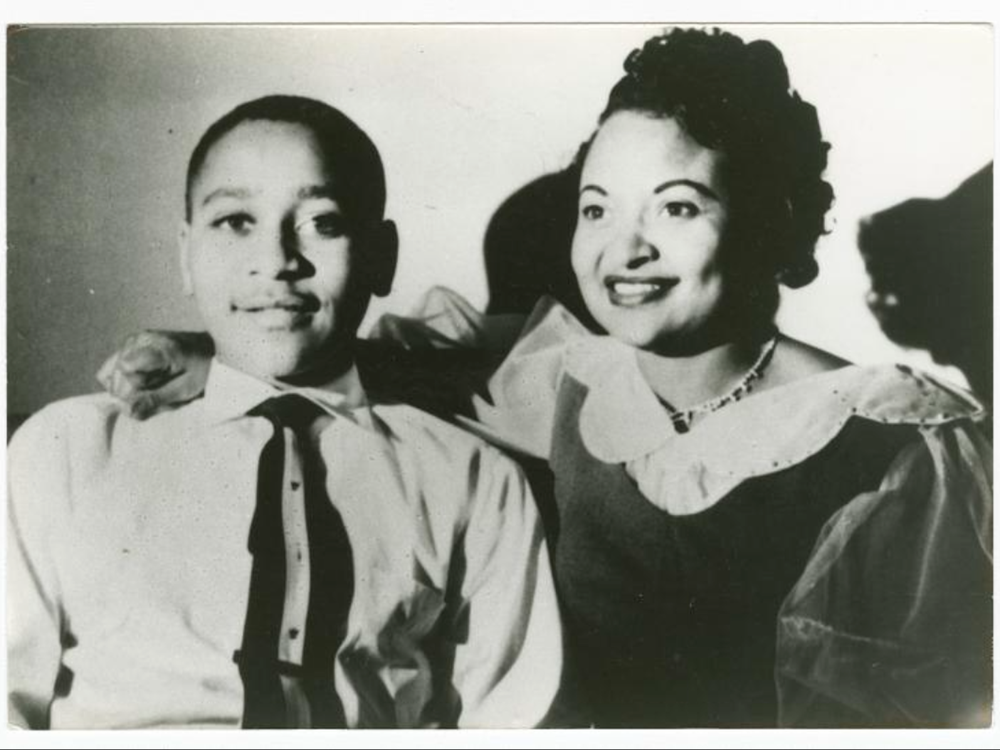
[538,368,992,728]
[553,376,897,725]
[374,292,993,728]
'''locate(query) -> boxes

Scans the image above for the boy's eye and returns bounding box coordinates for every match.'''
[211,212,254,235]
[581,204,606,221]
[664,201,700,219]
[301,212,349,239]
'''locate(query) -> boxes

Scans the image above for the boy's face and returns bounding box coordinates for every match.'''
[181,120,391,383]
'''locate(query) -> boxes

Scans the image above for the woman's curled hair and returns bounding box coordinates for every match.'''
[597,27,834,290]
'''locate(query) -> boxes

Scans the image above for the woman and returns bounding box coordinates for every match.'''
[100,28,992,728]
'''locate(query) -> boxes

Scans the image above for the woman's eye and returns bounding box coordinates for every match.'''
[211,213,254,235]
[664,201,700,218]
[581,204,606,221]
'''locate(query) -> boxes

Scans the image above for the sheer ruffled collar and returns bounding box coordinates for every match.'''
[558,322,986,515]
[568,338,983,462]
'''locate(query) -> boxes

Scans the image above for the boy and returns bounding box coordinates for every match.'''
[7,95,562,729]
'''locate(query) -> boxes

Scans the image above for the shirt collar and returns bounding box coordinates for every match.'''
[202,358,369,425]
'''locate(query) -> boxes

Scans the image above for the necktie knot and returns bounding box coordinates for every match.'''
[248,393,326,433]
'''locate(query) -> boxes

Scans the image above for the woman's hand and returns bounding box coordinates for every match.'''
[96,331,214,419]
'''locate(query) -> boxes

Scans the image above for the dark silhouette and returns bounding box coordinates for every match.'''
[482,166,599,330]
[858,163,993,405]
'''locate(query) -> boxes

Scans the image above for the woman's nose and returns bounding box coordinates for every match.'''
[618,222,660,269]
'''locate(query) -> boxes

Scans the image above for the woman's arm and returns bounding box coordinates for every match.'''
[776,421,992,727]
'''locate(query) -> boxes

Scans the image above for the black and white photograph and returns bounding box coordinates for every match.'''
[4,6,996,744]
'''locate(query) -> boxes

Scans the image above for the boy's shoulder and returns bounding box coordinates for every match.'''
[9,392,201,464]
[7,395,132,496]
[12,392,127,439]
[368,402,525,479]
[365,402,538,531]
[371,401,502,453]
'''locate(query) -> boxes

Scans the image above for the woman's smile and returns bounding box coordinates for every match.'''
[605,275,679,307]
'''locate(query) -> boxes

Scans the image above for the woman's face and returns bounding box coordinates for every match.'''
[572,111,731,352]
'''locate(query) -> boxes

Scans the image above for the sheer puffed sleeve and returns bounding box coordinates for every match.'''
[468,298,592,461]
[361,287,525,420]
[368,286,525,353]
[776,420,992,727]
[367,287,590,459]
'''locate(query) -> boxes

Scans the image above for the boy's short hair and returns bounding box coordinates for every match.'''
[185,95,387,227]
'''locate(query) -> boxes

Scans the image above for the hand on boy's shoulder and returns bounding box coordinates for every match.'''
[96,330,215,419]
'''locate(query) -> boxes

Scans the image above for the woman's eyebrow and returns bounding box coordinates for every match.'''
[579,184,608,197]
[654,179,719,200]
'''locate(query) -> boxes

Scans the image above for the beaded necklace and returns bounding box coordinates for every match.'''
[660,333,780,434]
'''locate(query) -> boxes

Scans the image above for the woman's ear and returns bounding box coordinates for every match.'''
[367,219,398,298]
[178,222,195,297]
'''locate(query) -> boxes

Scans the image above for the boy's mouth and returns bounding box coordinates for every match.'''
[605,276,678,307]
[233,295,321,329]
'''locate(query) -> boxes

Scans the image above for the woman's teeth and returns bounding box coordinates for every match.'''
[606,277,677,305]
[611,280,662,295]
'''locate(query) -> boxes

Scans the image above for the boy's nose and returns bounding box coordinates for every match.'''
[248,224,303,278]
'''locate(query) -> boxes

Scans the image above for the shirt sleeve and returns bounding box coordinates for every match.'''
[449,446,566,728]
[775,420,993,727]
[7,409,71,729]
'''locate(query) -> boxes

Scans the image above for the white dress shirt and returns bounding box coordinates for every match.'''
[7,359,562,729]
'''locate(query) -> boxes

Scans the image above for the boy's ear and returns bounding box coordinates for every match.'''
[367,219,398,298]
[178,222,195,297]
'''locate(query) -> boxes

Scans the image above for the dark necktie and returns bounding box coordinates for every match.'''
[236,394,354,728]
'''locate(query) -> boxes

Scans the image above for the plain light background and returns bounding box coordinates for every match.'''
[3,7,999,750]
[6,24,994,415]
